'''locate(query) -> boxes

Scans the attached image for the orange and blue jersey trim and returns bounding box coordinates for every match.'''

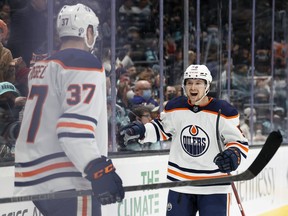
[57,113,97,139]
[167,161,230,186]
[15,152,82,187]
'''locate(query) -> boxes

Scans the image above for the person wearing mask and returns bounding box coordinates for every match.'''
[164,85,177,101]
[130,79,158,108]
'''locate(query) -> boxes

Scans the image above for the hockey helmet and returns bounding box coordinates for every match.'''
[183,65,212,85]
[182,65,212,98]
[57,3,99,49]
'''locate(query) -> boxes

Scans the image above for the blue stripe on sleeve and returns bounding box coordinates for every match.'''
[15,152,67,168]
[15,172,82,187]
[60,113,97,127]
[57,132,95,139]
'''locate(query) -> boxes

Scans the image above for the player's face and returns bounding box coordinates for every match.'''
[184,79,207,104]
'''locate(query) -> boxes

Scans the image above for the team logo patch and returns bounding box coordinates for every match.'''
[180,125,210,157]
[167,202,172,211]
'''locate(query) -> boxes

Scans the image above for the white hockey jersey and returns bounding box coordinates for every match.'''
[141,96,249,194]
[14,48,107,195]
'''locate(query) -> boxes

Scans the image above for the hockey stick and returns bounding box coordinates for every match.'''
[216,109,246,216]
[0,131,282,204]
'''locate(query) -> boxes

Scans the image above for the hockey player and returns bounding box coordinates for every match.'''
[14,4,124,216]
[118,64,249,216]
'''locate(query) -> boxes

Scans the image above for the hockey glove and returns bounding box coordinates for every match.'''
[84,156,125,205]
[117,121,146,148]
[214,147,241,173]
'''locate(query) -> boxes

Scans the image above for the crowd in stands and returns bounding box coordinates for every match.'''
[0,0,287,160]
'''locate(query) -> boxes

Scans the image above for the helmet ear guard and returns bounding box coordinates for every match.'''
[57,3,99,49]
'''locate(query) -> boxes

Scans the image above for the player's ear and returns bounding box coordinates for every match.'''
[86,26,94,46]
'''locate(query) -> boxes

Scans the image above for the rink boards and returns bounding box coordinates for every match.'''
[0,145,287,216]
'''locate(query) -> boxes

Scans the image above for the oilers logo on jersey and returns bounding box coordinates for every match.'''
[180,125,210,157]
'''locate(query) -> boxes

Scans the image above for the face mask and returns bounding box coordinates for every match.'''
[167,93,176,100]
[142,89,151,101]
[0,98,15,110]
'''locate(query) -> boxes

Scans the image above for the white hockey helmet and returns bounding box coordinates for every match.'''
[182,64,212,98]
[57,3,99,49]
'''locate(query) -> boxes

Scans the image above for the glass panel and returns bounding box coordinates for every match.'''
[0,0,287,166]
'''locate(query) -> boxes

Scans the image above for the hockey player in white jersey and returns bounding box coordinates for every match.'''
[14,3,124,216]
[118,64,249,216]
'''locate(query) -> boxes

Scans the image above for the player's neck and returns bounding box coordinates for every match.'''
[60,41,89,51]
[189,96,209,106]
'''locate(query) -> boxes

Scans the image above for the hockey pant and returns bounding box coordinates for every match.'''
[166,190,230,216]
[33,190,101,216]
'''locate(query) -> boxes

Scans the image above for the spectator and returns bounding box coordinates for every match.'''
[128,105,152,124]
[0,81,20,161]
[240,107,256,142]
[118,105,154,151]
[174,84,183,97]
[0,19,13,82]
[125,26,146,61]
[126,64,137,83]
[130,79,158,107]
[6,0,47,66]
[254,76,271,104]
[117,76,132,112]
[136,66,156,85]
[119,0,140,16]
[164,35,177,56]
[164,85,177,101]
[188,50,196,65]
[11,57,29,97]
[136,0,151,17]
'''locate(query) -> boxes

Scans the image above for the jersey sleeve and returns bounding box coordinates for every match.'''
[140,111,174,144]
[219,105,249,159]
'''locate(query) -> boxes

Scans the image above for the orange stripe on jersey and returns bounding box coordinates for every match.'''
[82,196,88,216]
[57,122,94,132]
[168,168,227,180]
[15,162,74,177]
[161,131,168,141]
[202,110,239,119]
[226,142,249,153]
[164,107,189,113]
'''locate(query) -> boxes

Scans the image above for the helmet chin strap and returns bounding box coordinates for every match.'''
[191,83,210,106]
